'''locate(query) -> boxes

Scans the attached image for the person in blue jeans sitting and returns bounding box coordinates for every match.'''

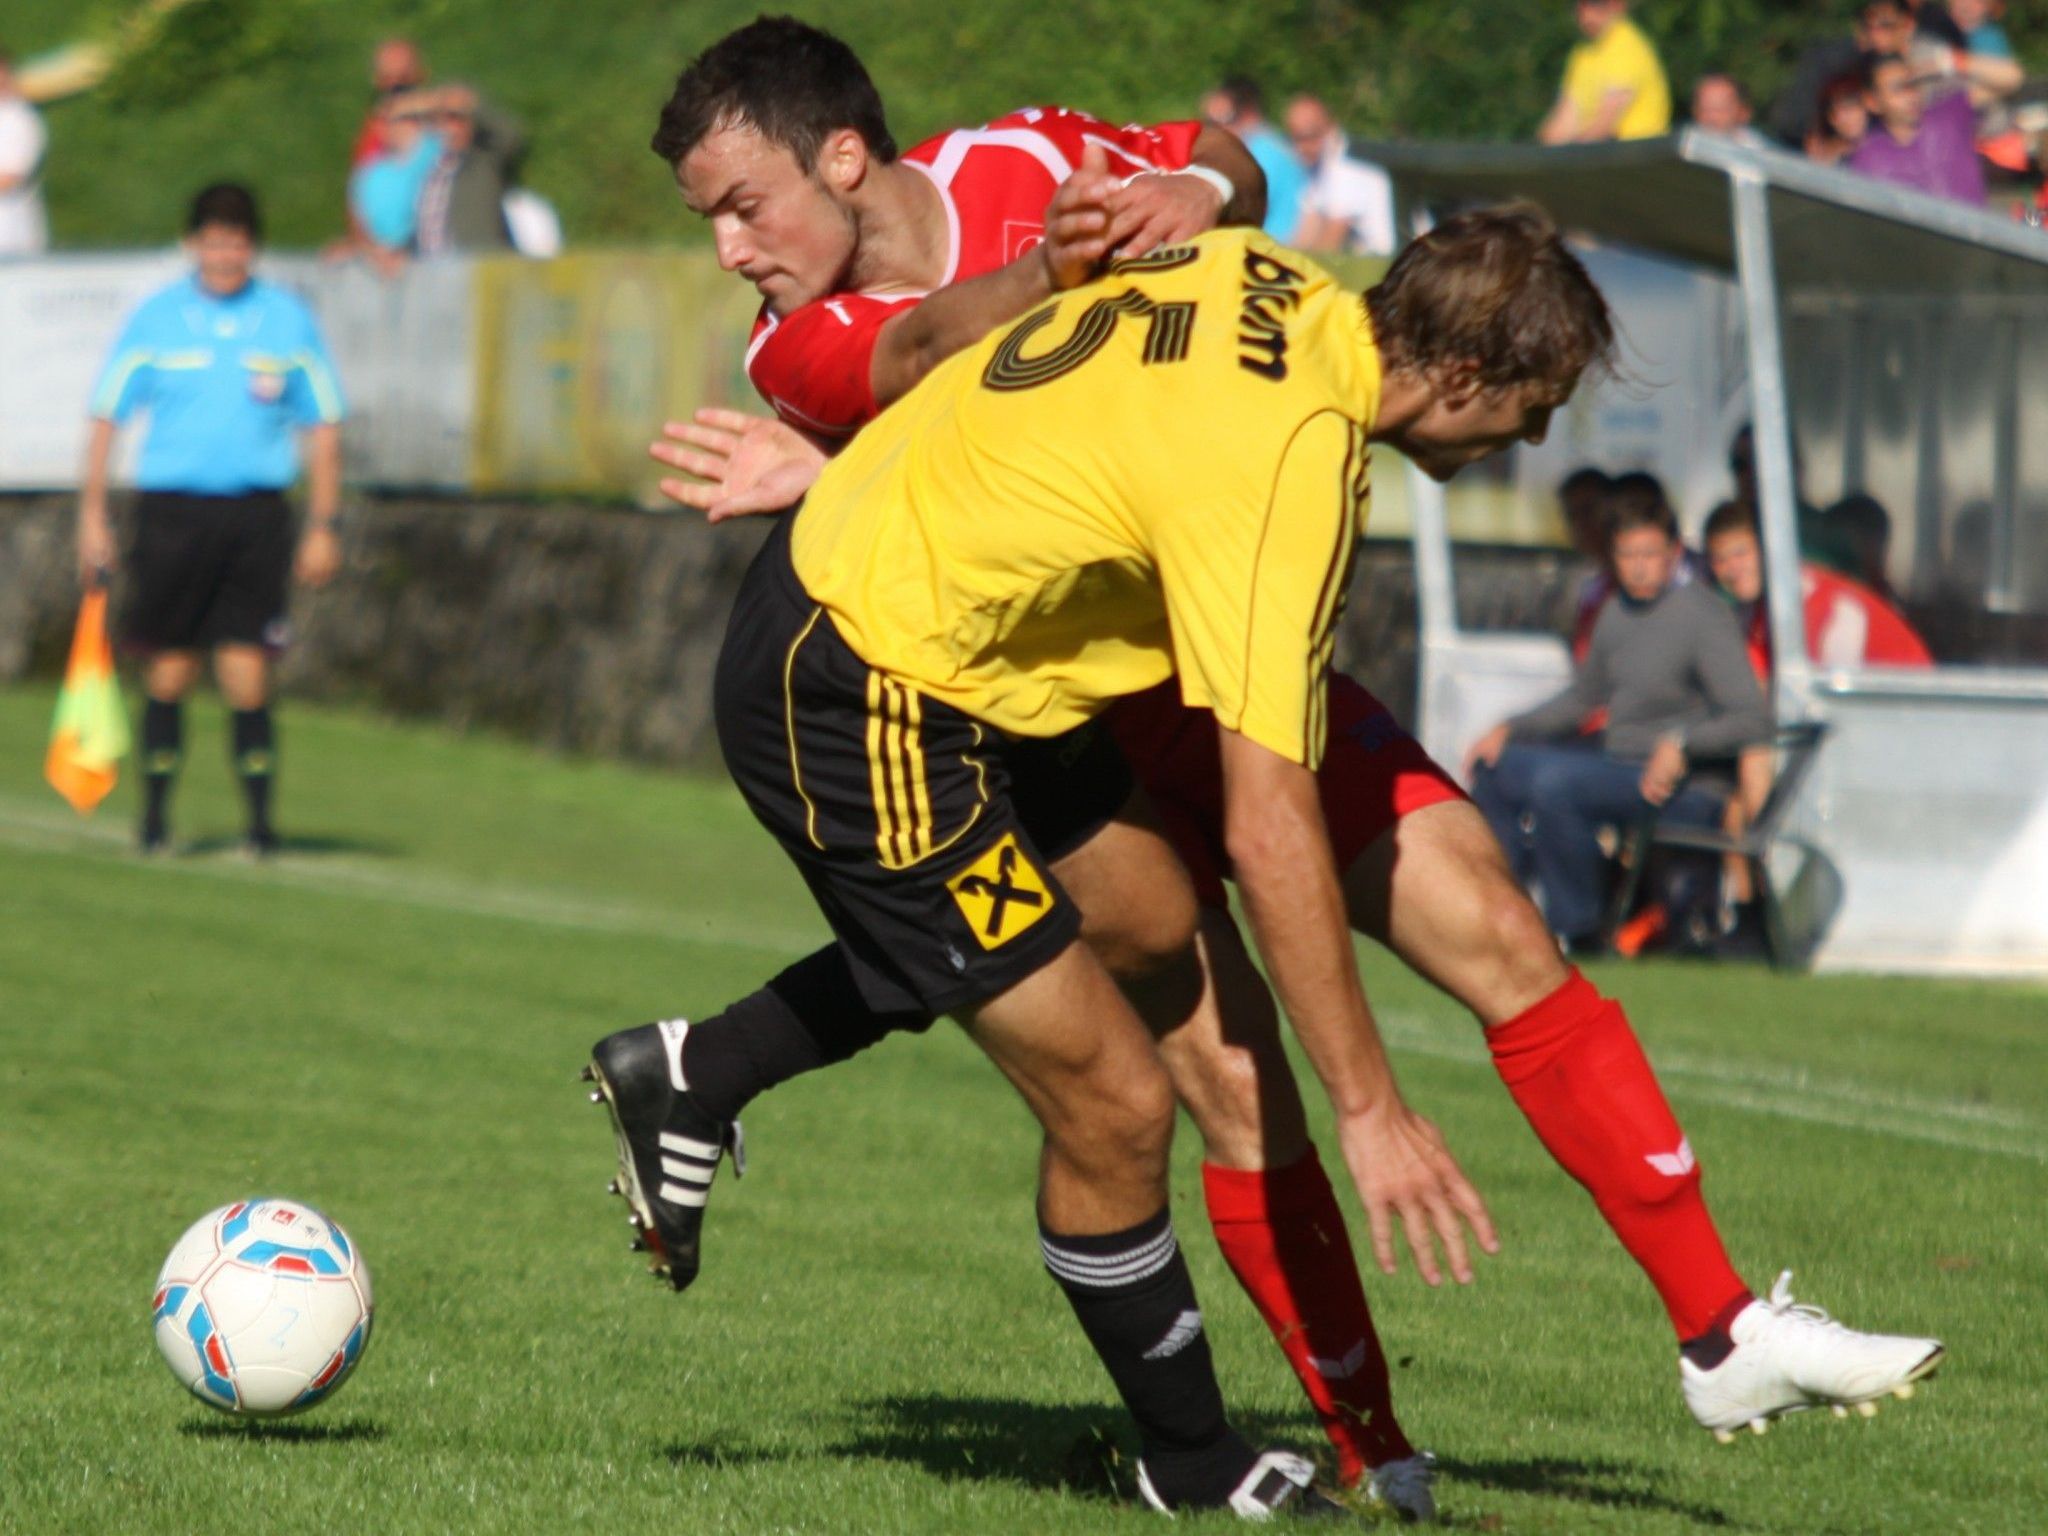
[1465,480,1769,950]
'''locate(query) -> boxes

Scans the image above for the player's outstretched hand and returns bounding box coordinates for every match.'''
[649,408,827,522]
[1041,143,1117,291]
[1337,1098,1499,1287]
[1104,165,1228,259]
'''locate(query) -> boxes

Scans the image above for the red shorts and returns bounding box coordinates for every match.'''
[1106,676,1467,909]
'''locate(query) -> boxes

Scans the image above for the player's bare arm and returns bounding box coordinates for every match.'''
[76,417,120,585]
[651,407,826,520]
[1103,123,1266,257]
[866,144,1120,410]
[1218,726,1498,1286]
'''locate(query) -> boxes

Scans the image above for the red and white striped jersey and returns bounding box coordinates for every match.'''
[746,107,1202,442]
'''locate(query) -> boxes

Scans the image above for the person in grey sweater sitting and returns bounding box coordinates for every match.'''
[1465,481,1770,949]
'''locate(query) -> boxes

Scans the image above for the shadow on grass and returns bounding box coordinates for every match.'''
[179,1419,385,1445]
[180,831,400,859]
[662,1440,797,1470]
[823,1395,1312,1503]
[1437,1454,1734,1526]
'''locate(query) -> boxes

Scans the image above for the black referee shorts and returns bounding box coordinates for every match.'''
[716,518,1133,1017]
[121,491,294,654]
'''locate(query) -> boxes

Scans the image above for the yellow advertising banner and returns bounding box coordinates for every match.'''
[470,250,762,503]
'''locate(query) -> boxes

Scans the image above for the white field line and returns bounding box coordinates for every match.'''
[0,796,830,957]
[3,794,2040,1164]
[1376,1011,2048,1166]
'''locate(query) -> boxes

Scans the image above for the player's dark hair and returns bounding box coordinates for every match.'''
[1609,472,1679,544]
[1215,74,1266,118]
[186,182,262,241]
[1364,201,1616,398]
[1858,0,1911,23]
[651,16,897,171]
[1703,498,1759,546]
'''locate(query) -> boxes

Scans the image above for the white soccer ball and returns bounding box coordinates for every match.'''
[152,1198,374,1416]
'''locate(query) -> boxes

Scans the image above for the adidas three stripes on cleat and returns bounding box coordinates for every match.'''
[584,1019,743,1292]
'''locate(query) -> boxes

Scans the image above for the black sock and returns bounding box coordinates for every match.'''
[680,947,931,1121]
[1040,1209,1253,1508]
[230,708,276,842]
[1679,1290,1755,1371]
[141,698,183,842]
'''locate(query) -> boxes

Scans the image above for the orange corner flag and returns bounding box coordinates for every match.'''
[45,588,130,815]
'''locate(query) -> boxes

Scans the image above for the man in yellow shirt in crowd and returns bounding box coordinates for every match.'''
[1540,0,1672,143]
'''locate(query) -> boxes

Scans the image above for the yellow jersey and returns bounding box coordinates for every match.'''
[790,227,1381,770]
[1563,17,1671,141]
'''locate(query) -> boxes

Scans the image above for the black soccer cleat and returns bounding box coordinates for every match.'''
[584,1019,742,1293]
[1138,1448,1356,1522]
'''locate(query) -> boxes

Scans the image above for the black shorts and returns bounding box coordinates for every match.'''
[715,518,1133,1017]
[121,491,294,653]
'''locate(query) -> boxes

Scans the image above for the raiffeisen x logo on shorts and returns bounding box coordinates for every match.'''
[948,834,1052,948]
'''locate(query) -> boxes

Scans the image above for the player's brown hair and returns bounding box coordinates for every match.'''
[1364,202,1615,400]
[652,16,897,170]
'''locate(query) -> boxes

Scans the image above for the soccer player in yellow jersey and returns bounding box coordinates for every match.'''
[694,211,1602,1517]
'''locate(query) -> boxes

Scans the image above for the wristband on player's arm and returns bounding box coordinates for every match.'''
[1122,165,1235,211]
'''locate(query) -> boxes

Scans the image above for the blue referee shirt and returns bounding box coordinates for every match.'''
[90,274,346,495]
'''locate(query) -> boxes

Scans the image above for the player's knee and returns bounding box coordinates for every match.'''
[1070,1062,1177,1175]
[1089,879,1199,987]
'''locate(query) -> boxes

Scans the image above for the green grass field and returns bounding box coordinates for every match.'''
[1,683,2043,1534]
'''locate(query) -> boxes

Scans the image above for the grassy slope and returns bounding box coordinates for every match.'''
[24,0,2048,249]
[0,684,2043,1534]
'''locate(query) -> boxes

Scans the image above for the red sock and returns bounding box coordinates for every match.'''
[1203,1150,1414,1485]
[1486,969,1750,1340]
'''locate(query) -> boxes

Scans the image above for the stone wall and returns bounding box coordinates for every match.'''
[0,494,1580,763]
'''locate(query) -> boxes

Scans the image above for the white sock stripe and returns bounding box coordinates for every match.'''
[1041,1231,1180,1289]
[1044,1245,1179,1289]
[1040,1228,1176,1271]
[658,1181,709,1208]
[660,1157,716,1186]
[659,1131,721,1160]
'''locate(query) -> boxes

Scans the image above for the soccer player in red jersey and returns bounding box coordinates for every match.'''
[610,18,1942,1501]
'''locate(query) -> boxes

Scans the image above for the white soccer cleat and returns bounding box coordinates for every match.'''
[1366,1451,1438,1524]
[1680,1271,1944,1441]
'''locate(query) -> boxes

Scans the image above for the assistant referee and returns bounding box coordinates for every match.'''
[76,183,345,856]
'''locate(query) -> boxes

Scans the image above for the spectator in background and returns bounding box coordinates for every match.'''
[1560,467,1618,659]
[1824,493,1910,608]
[1771,1,1920,147]
[1199,75,1307,240]
[1281,94,1395,256]
[1467,486,1769,951]
[1538,0,1672,144]
[415,83,524,254]
[1806,71,1872,166]
[1569,470,1705,657]
[1704,499,1931,674]
[0,46,48,257]
[1951,0,2015,60]
[347,89,442,269]
[76,184,345,857]
[350,37,429,171]
[1690,73,1766,147]
[1851,51,1986,203]
[1931,0,2026,119]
